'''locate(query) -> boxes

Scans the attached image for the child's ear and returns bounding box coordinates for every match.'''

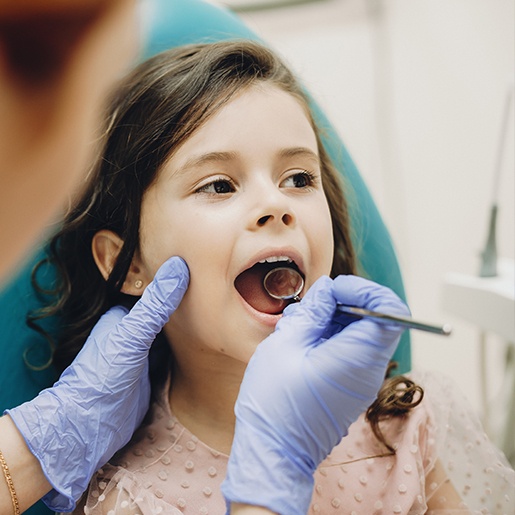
[92,229,148,296]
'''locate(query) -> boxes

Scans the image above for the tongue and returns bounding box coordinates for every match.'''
[235,265,288,315]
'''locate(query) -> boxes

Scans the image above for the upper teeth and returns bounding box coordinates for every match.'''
[259,256,293,264]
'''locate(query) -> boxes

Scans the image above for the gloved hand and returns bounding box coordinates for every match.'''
[222,274,409,515]
[6,256,189,512]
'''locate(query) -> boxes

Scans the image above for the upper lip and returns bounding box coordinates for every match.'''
[235,248,306,278]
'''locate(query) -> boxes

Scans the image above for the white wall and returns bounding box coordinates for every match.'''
[219,0,515,430]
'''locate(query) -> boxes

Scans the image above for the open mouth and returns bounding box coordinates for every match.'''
[234,257,303,315]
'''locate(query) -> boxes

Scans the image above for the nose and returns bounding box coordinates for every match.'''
[250,184,296,230]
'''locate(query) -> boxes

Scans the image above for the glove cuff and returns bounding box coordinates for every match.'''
[6,397,76,512]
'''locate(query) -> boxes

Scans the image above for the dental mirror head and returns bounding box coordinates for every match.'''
[263,267,304,301]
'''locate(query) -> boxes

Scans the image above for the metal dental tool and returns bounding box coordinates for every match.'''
[263,267,452,336]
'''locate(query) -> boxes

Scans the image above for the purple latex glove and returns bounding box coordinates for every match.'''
[222,274,409,514]
[6,256,189,512]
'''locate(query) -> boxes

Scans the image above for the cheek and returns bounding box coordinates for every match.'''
[139,208,225,286]
[137,211,186,280]
[320,231,335,277]
[313,201,335,275]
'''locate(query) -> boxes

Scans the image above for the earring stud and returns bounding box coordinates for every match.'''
[134,280,143,289]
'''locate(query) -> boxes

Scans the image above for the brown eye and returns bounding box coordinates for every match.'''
[282,170,316,189]
[212,180,233,193]
[292,173,310,188]
[197,179,235,194]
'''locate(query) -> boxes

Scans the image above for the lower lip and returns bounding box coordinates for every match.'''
[236,292,282,328]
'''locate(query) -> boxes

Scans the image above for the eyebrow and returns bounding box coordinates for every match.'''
[173,146,320,178]
[173,151,238,177]
[277,147,320,163]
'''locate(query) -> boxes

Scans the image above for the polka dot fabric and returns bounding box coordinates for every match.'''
[73,371,514,514]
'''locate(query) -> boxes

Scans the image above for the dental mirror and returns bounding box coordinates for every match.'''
[263,267,304,301]
[263,267,452,336]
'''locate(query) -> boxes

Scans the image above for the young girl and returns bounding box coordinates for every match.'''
[34,40,513,514]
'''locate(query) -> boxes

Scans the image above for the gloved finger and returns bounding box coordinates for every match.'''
[311,318,404,386]
[308,278,406,367]
[119,256,190,344]
[88,305,129,336]
[320,312,358,340]
[332,275,409,345]
[333,275,411,318]
[276,275,336,342]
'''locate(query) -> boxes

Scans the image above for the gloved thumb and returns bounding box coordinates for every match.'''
[277,275,336,342]
[118,256,189,345]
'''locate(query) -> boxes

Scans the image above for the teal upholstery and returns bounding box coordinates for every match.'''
[0,1,409,513]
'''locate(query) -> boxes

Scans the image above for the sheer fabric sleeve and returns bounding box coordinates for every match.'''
[412,369,515,514]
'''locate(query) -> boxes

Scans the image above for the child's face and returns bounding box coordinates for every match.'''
[136,84,334,363]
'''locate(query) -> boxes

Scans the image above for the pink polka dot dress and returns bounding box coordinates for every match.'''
[75,371,514,514]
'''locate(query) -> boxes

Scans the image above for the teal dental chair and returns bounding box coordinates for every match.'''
[0,1,410,513]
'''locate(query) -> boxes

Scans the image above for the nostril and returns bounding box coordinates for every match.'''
[282,213,293,225]
[258,215,271,226]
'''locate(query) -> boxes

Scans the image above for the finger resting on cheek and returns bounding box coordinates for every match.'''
[154,256,190,283]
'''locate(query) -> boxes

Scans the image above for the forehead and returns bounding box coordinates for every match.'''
[167,84,318,171]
